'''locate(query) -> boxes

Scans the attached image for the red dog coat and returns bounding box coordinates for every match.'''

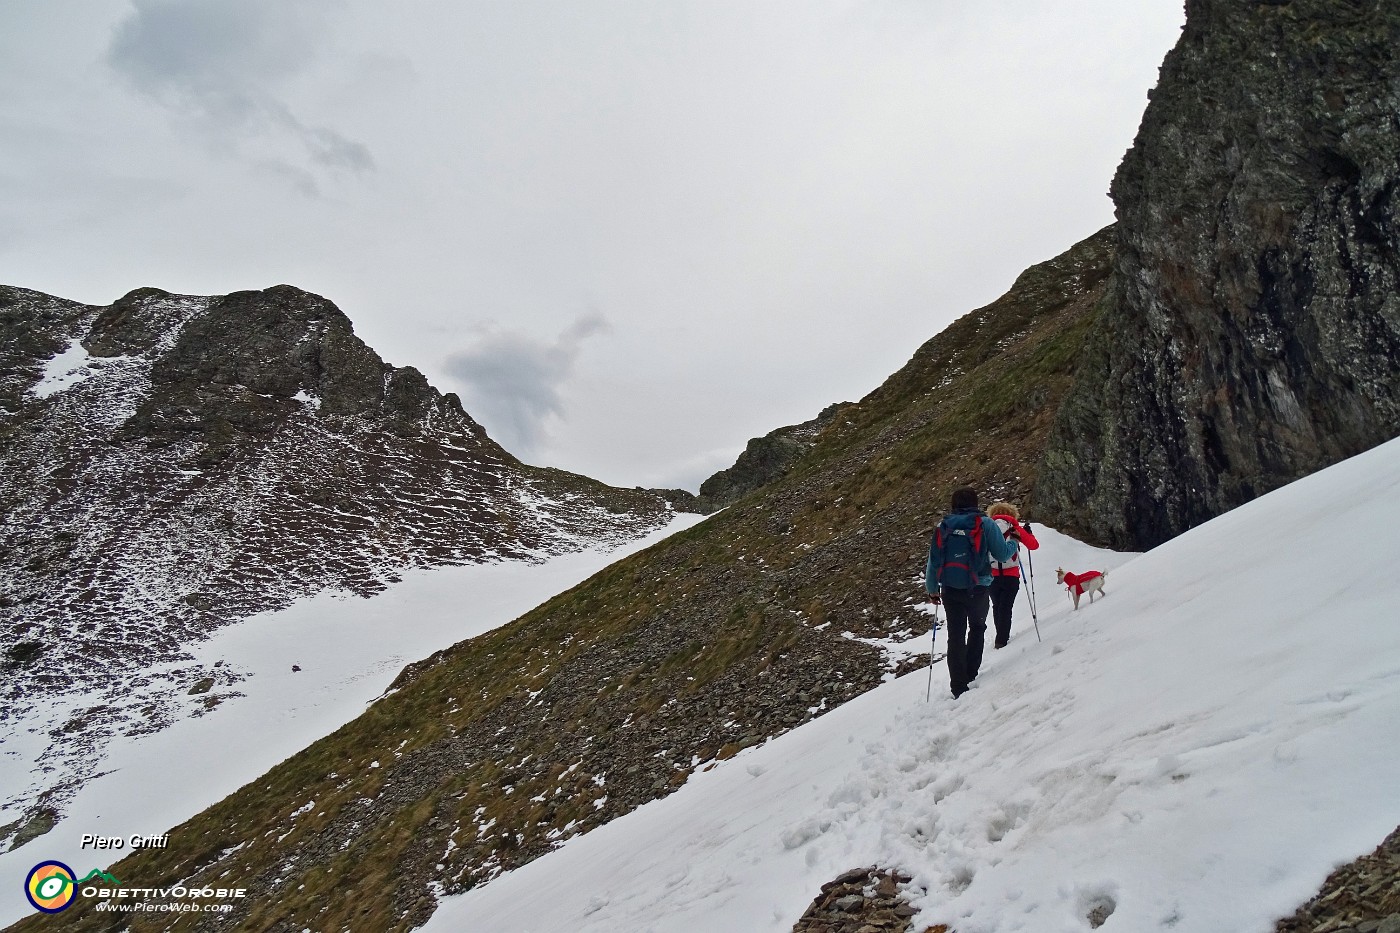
[1062,570,1103,596]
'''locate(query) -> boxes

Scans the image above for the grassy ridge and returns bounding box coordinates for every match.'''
[15,225,1115,933]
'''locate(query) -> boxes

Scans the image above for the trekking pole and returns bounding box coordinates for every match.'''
[1025,542,1041,618]
[1022,555,1039,620]
[1017,556,1042,642]
[925,602,940,702]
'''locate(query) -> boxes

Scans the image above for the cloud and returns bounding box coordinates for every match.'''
[445,313,611,456]
[250,159,322,199]
[106,0,373,183]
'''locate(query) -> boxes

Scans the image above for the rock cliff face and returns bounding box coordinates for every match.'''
[1037,0,1400,549]
[0,284,671,844]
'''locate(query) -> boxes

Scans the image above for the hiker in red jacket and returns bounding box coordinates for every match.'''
[987,501,1039,649]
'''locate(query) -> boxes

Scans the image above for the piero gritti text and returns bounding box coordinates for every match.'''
[81,833,169,850]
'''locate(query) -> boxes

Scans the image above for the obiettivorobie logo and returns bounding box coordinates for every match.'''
[24,862,121,913]
[24,860,248,916]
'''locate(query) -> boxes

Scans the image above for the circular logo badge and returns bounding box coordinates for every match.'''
[25,861,77,913]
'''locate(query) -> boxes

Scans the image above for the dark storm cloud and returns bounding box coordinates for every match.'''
[445,314,611,456]
[106,0,372,179]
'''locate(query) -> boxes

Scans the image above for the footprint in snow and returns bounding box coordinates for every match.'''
[1077,884,1118,929]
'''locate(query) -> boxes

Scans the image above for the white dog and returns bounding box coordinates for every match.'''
[1057,567,1107,609]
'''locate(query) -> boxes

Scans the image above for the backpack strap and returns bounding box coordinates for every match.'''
[975,514,992,583]
[988,516,1022,575]
[933,521,945,585]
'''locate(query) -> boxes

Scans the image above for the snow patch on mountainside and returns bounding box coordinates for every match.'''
[31,339,95,398]
[424,437,1400,933]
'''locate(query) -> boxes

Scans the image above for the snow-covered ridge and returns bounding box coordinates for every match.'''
[424,436,1400,933]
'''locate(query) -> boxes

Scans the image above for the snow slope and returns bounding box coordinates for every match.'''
[0,513,705,929]
[425,437,1400,933]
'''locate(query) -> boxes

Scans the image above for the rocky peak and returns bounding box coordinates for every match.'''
[671,401,853,513]
[0,282,671,845]
[1037,0,1400,549]
[112,285,493,457]
[85,286,192,356]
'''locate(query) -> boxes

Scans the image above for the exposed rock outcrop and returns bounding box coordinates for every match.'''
[682,402,852,513]
[1274,823,1400,933]
[1037,0,1400,549]
[791,867,927,933]
[112,285,488,455]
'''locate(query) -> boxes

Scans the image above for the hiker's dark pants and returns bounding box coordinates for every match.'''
[942,585,989,696]
[990,575,1020,647]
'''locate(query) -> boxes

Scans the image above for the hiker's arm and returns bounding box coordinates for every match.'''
[1018,521,1040,550]
[925,537,941,597]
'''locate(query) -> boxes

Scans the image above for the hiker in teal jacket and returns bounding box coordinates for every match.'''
[926,486,1015,698]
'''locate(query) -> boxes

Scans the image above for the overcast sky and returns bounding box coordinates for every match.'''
[0,1,1185,490]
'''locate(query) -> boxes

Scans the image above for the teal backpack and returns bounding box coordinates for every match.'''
[935,511,986,590]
